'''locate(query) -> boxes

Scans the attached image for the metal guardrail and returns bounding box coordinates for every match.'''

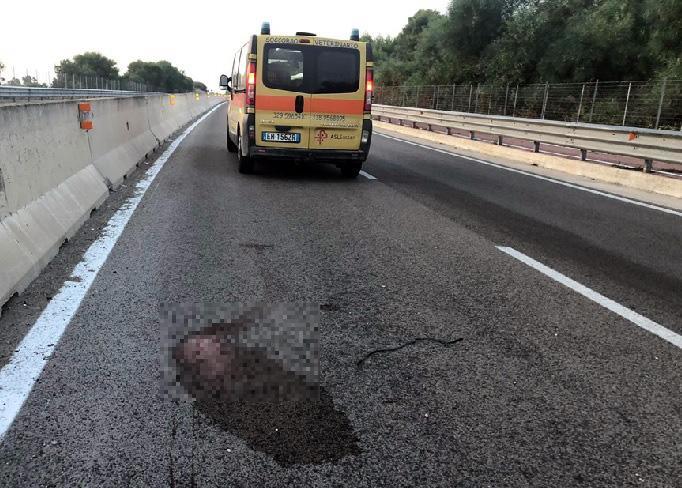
[372,105,682,172]
[0,86,162,103]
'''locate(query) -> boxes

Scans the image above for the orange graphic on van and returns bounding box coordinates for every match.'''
[314,129,328,145]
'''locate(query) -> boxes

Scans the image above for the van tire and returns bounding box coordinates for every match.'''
[340,162,362,178]
[227,130,238,153]
[237,129,254,174]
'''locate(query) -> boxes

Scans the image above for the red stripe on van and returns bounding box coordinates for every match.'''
[309,98,364,115]
[231,93,246,108]
[256,95,296,112]
[256,95,363,114]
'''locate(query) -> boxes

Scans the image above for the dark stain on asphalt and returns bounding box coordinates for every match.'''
[357,337,464,369]
[172,321,360,467]
[239,242,275,251]
[320,302,341,312]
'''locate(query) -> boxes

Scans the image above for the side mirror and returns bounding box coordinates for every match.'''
[219,74,232,92]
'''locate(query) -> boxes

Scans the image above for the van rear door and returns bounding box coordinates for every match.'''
[308,41,365,150]
[256,40,312,150]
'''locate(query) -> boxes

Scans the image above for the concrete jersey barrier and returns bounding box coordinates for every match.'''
[0,93,222,313]
[89,96,159,188]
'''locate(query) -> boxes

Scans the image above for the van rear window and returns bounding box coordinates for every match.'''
[315,49,359,94]
[263,44,360,94]
[264,47,304,92]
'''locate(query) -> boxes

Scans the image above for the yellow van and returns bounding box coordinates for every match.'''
[219,23,374,177]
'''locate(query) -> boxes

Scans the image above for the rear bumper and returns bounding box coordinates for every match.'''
[246,119,372,163]
[250,147,367,161]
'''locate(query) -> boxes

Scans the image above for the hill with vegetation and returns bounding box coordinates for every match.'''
[364,0,681,86]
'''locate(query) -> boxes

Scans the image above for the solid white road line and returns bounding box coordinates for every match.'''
[376,132,682,218]
[497,246,682,349]
[0,103,224,440]
[360,170,377,180]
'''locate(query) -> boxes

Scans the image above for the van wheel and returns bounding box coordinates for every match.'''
[340,162,362,178]
[227,131,238,153]
[237,129,254,174]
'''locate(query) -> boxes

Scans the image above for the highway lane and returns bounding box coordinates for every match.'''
[368,131,682,333]
[0,105,680,487]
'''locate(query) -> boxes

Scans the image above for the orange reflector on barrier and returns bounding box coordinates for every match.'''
[78,103,93,130]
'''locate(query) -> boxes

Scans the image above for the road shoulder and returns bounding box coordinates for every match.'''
[374,120,682,207]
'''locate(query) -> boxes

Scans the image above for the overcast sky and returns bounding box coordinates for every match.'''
[1,0,450,90]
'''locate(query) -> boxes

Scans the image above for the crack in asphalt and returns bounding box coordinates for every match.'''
[356,337,465,369]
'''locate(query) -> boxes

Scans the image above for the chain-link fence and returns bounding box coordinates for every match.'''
[49,72,157,92]
[375,80,682,131]
[0,71,158,93]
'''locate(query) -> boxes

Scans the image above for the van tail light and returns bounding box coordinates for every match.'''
[364,68,374,112]
[247,60,256,107]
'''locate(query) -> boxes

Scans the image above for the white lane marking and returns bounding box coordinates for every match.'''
[0,103,224,440]
[497,246,682,349]
[360,170,377,180]
[375,132,682,218]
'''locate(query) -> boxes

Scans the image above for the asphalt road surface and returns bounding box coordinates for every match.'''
[0,104,680,487]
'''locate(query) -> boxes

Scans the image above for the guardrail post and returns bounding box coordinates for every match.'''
[497,135,503,146]
[470,131,475,140]
[589,80,599,123]
[576,84,586,122]
[644,159,653,173]
[622,82,632,126]
[581,149,587,161]
[655,78,667,130]
[534,141,540,153]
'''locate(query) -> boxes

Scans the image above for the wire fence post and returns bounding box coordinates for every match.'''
[488,86,493,115]
[541,82,549,119]
[589,80,599,123]
[655,78,667,130]
[503,83,510,116]
[468,84,473,112]
[576,83,586,122]
[622,82,632,126]
[433,85,437,110]
[451,84,456,111]
[512,84,519,117]
[474,83,480,113]
[415,85,421,108]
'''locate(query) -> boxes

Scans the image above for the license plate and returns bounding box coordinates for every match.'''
[261,132,301,143]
